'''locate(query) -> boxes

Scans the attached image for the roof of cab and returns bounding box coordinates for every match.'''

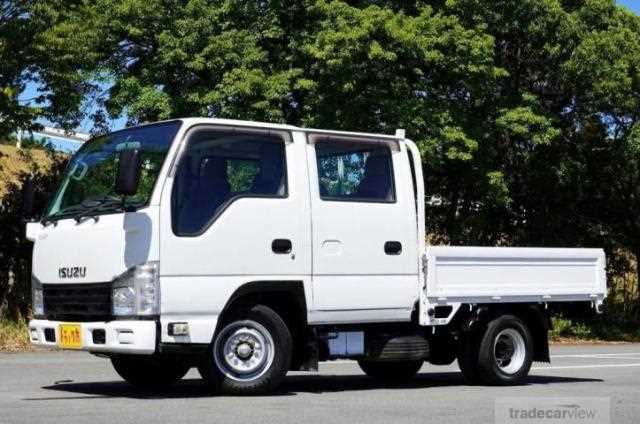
[177,117,404,141]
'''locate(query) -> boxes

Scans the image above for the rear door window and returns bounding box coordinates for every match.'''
[315,141,395,202]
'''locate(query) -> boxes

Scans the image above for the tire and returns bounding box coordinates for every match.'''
[198,304,292,395]
[476,315,533,385]
[358,359,423,380]
[111,355,190,388]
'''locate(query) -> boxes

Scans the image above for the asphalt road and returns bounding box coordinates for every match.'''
[1,344,639,424]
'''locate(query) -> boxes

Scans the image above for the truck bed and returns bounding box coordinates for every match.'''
[424,246,606,304]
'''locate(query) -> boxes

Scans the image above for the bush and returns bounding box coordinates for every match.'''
[551,315,640,342]
[0,318,30,352]
[0,146,68,320]
[550,317,574,339]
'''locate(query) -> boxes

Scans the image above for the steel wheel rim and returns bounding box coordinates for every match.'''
[493,328,526,374]
[213,320,275,382]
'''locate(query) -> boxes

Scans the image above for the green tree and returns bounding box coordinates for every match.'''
[0,1,99,138]
[440,0,640,312]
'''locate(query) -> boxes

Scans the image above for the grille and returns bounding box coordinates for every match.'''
[43,283,112,322]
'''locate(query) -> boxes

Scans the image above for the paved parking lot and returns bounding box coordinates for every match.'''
[1,344,639,424]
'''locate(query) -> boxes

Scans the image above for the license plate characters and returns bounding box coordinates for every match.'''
[58,324,82,349]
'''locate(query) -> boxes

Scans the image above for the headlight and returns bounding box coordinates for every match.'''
[112,261,160,316]
[32,275,44,317]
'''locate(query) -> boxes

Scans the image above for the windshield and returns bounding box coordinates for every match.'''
[44,121,182,220]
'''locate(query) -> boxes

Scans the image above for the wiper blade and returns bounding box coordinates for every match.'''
[42,204,91,225]
[42,196,125,225]
[73,197,125,222]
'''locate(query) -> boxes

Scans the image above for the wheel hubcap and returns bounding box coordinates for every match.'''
[493,328,526,374]
[236,343,254,359]
[213,320,274,382]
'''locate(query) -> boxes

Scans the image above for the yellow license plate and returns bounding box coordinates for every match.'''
[58,324,82,349]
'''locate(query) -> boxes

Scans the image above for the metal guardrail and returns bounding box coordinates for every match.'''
[16,127,90,149]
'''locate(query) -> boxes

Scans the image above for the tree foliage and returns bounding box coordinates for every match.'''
[0,1,102,138]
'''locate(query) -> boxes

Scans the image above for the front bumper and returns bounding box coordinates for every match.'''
[28,319,156,354]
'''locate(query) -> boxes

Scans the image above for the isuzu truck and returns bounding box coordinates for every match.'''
[26,118,607,394]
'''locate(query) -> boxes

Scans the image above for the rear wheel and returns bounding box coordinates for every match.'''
[198,304,292,395]
[358,360,423,380]
[476,315,533,385]
[111,355,190,388]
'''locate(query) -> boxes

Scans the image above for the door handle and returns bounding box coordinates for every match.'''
[384,241,402,255]
[272,239,292,254]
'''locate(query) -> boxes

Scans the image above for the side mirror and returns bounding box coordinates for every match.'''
[22,177,35,219]
[115,149,142,196]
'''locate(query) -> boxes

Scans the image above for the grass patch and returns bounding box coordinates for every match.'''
[551,316,640,343]
[0,318,31,352]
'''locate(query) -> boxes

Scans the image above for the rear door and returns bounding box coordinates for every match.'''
[307,135,419,324]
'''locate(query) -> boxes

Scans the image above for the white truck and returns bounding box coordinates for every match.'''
[26,118,607,394]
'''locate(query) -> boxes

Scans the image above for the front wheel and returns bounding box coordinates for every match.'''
[111,355,190,388]
[198,304,292,395]
[358,360,423,380]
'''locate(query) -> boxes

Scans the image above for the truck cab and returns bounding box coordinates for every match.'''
[27,118,606,393]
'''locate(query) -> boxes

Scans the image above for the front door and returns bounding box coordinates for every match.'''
[159,126,311,343]
[307,135,419,324]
